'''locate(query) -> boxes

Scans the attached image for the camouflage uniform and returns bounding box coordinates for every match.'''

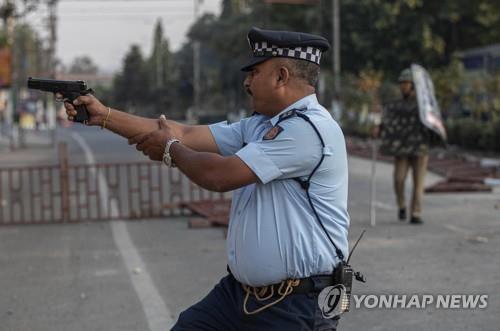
[380,96,431,220]
[380,97,430,156]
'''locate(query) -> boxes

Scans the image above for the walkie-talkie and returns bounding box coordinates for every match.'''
[335,262,354,312]
[334,230,367,313]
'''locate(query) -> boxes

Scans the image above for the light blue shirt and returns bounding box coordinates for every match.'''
[209,94,350,286]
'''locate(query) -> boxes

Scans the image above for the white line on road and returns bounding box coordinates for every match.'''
[350,200,395,211]
[442,224,475,236]
[71,131,174,330]
[374,201,395,210]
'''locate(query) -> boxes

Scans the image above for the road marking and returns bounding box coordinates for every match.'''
[374,201,395,210]
[71,131,174,330]
[442,224,474,236]
[350,200,394,211]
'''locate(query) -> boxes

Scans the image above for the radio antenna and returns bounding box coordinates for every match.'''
[347,229,366,264]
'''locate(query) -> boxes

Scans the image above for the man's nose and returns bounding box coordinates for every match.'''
[243,75,251,88]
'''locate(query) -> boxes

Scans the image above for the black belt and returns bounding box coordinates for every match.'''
[296,274,338,294]
[228,268,337,295]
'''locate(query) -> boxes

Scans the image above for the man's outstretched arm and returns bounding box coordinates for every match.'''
[134,116,258,192]
[169,143,258,192]
[62,94,219,154]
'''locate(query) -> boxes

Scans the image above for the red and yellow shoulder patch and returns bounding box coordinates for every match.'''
[263,125,284,140]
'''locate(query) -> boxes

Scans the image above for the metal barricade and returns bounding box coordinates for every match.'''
[0,161,227,225]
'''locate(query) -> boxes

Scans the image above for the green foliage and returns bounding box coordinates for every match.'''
[178,12,255,113]
[11,24,46,115]
[111,20,178,118]
[431,59,500,121]
[147,20,171,89]
[335,0,500,76]
[169,0,500,114]
[0,30,6,47]
[430,58,465,115]
[113,45,150,112]
[446,118,500,152]
[430,60,500,153]
[106,0,500,143]
[13,24,44,84]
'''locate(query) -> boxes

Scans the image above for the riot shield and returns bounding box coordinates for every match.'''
[411,63,447,142]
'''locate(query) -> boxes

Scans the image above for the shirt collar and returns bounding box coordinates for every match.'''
[269,94,319,126]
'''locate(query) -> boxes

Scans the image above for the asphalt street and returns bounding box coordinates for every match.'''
[0,126,499,331]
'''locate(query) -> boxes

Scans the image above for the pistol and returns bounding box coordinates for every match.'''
[27,77,93,123]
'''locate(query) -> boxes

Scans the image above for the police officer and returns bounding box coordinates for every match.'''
[63,27,350,330]
[375,68,433,224]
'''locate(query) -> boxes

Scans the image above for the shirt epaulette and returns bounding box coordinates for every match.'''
[277,108,308,124]
[278,109,297,121]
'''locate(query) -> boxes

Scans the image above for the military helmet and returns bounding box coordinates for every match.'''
[398,68,413,83]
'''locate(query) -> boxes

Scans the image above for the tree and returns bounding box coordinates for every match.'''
[147,19,171,89]
[334,0,500,77]
[108,0,500,118]
[113,45,149,111]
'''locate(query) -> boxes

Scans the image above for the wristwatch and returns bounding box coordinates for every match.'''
[163,138,181,168]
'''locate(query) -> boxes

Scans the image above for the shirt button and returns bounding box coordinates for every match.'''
[237,210,241,215]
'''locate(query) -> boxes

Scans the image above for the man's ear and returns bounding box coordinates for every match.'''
[276,66,290,87]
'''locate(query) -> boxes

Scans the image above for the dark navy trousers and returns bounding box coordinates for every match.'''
[171,274,340,331]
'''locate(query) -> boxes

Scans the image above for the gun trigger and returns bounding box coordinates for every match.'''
[82,88,94,95]
[354,271,366,283]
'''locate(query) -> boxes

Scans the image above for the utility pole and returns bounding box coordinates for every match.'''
[331,0,341,120]
[47,0,57,143]
[192,0,201,123]
[48,0,57,79]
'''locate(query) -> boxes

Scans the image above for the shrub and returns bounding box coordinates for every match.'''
[445,118,500,152]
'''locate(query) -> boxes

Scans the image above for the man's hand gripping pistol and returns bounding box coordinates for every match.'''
[27,77,94,124]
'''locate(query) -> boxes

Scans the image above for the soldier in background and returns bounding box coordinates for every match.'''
[374,68,435,224]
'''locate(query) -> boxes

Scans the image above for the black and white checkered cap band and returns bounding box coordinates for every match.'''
[252,41,322,65]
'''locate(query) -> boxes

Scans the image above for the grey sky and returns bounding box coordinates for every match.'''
[39,0,221,73]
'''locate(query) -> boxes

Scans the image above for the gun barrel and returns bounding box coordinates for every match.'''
[27,78,43,90]
[27,77,87,93]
